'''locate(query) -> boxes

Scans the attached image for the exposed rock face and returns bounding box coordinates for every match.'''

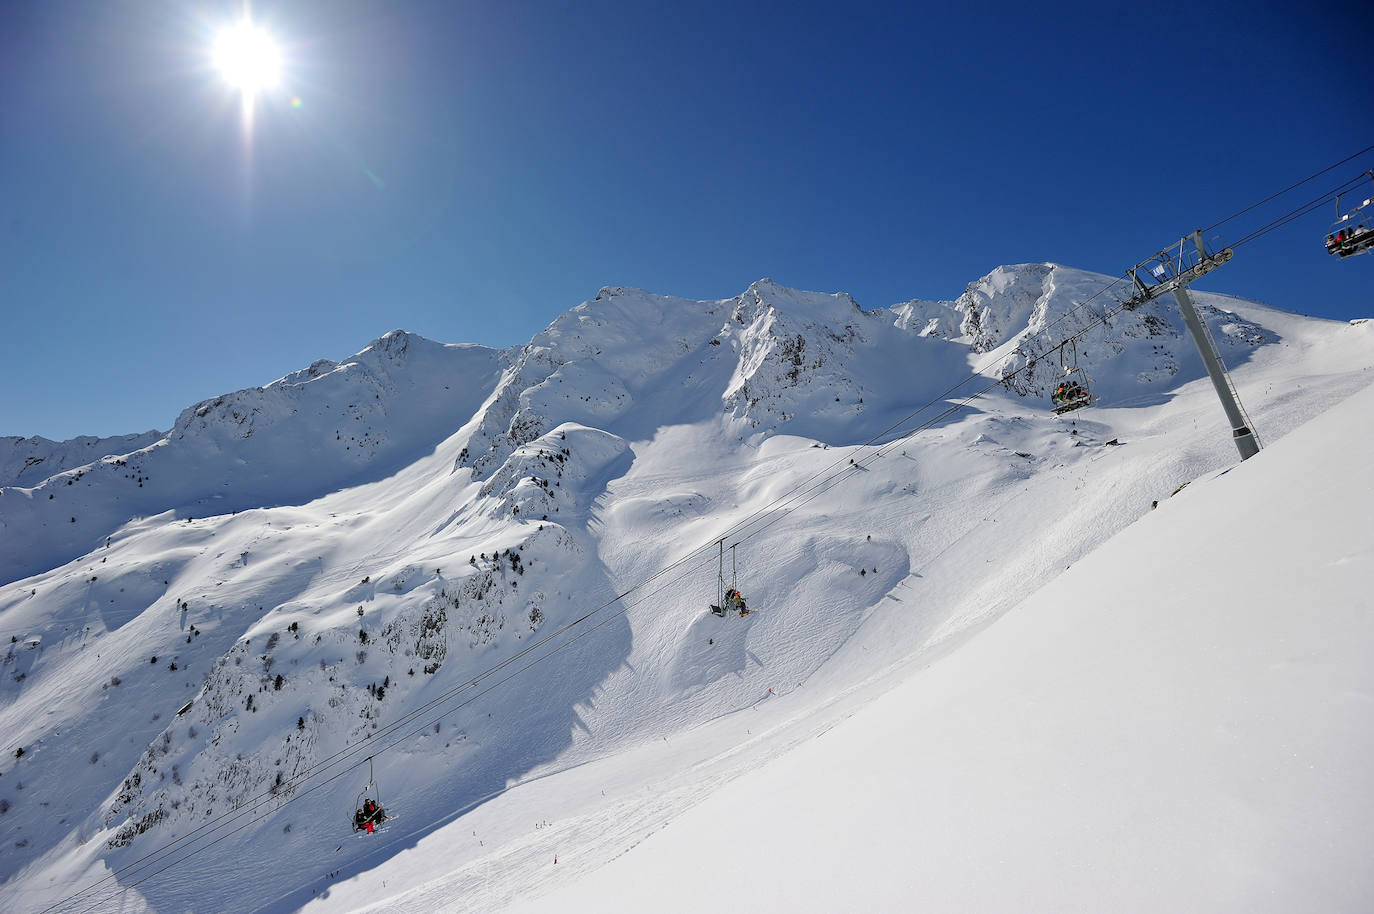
[893,263,1274,401]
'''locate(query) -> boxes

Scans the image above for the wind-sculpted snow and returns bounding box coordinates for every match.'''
[1,270,1369,914]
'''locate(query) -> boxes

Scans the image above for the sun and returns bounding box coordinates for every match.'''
[213,21,282,95]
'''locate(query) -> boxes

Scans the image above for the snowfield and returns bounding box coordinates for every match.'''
[1,264,1370,913]
[501,372,1374,914]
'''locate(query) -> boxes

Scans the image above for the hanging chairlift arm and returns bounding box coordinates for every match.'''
[1122,230,1233,309]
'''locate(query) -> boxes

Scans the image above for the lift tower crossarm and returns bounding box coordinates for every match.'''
[1119,229,1259,461]
[1123,230,1233,310]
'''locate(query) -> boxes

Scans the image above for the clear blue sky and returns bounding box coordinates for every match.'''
[2,0,1371,440]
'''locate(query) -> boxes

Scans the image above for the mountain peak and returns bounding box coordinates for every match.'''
[740,278,863,322]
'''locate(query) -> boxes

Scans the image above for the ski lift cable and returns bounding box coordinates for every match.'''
[41,577,684,911]
[1202,144,1374,234]
[133,246,1205,900]
[1227,172,1372,250]
[724,324,1120,554]
[1230,187,1349,248]
[36,155,1362,914]
[61,537,759,914]
[54,492,818,912]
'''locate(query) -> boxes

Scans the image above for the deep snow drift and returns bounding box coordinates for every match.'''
[1,264,1371,913]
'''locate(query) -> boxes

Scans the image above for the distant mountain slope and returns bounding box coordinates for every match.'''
[0,431,163,487]
[0,332,508,585]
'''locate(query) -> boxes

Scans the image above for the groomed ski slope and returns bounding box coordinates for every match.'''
[494,377,1374,913]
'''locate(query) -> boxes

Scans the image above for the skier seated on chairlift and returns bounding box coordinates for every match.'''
[724,587,749,617]
[356,799,386,833]
[1329,225,1370,255]
[1053,381,1086,408]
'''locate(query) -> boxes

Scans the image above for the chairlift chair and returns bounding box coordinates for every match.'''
[1325,173,1374,258]
[1050,340,1093,415]
[708,541,750,618]
[350,756,389,834]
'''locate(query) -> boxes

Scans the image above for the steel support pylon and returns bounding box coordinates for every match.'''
[1171,285,1261,460]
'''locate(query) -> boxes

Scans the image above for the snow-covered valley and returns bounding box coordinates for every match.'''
[2,264,1371,913]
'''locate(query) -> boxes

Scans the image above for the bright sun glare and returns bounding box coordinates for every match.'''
[213,22,281,94]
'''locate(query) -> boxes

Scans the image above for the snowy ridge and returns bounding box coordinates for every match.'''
[459,286,725,480]
[0,432,163,488]
[460,279,971,488]
[716,279,970,439]
[0,269,1371,914]
[0,331,507,585]
[477,424,632,522]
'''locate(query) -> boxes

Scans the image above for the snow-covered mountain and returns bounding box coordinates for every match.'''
[0,432,163,488]
[1,264,1371,914]
[0,332,508,585]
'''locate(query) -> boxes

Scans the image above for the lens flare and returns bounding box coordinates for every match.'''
[213,22,282,94]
